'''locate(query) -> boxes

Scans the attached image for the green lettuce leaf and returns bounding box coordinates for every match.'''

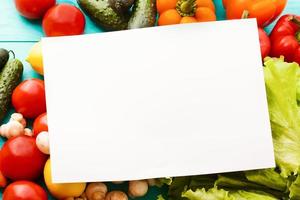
[264,58,300,177]
[157,194,166,200]
[289,175,300,199]
[182,188,278,200]
[230,190,277,200]
[245,169,287,191]
[182,187,234,200]
[168,176,217,200]
[296,69,300,104]
[154,177,173,187]
[168,177,191,200]
[215,174,263,190]
[215,173,284,198]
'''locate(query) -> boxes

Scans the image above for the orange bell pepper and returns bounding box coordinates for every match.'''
[157,0,216,26]
[223,0,287,27]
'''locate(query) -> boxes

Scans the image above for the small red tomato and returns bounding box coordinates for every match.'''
[42,4,85,36]
[12,79,46,119]
[0,135,48,181]
[33,113,48,137]
[14,0,56,19]
[3,181,48,200]
[258,28,271,59]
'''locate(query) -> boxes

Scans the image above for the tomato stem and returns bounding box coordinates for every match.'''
[291,16,300,27]
[8,50,15,59]
[176,0,196,17]
[241,10,249,19]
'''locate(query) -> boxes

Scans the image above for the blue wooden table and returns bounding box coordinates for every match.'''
[0,0,299,199]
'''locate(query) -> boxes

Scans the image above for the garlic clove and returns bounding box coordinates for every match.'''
[11,113,26,127]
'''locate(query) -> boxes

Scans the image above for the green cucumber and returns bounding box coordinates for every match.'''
[77,0,129,31]
[0,48,10,71]
[109,0,135,13]
[0,59,23,121]
[127,0,157,29]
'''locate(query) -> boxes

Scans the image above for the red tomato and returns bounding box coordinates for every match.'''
[258,28,271,59]
[33,113,48,137]
[12,79,46,119]
[3,181,48,200]
[42,4,85,36]
[0,135,48,181]
[14,0,56,19]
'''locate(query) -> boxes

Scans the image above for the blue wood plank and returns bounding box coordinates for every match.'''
[1,0,300,41]
[0,0,103,41]
[0,0,300,199]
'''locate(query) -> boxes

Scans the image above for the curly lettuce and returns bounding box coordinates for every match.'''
[245,169,287,192]
[264,58,300,178]
[182,187,277,200]
[182,188,234,200]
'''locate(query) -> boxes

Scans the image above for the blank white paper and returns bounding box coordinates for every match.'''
[42,19,275,183]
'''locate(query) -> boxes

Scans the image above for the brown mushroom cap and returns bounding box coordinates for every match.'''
[86,183,108,200]
[105,191,128,200]
[128,180,148,198]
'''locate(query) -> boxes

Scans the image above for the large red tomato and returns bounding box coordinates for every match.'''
[33,113,48,137]
[12,79,46,119]
[42,4,85,36]
[0,135,48,181]
[14,0,56,19]
[3,181,48,200]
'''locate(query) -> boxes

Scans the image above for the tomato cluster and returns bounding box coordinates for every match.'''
[0,79,49,200]
[14,0,85,36]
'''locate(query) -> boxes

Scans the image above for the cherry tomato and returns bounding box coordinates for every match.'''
[3,181,48,200]
[14,0,56,19]
[12,79,46,119]
[33,113,48,137]
[0,135,48,181]
[258,28,271,59]
[42,4,85,36]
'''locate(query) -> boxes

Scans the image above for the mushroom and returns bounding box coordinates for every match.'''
[24,128,34,137]
[0,113,30,139]
[105,191,128,200]
[147,179,156,186]
[86,183,108,200]
[128,180,148,198]
[36,131,50,154]
[63,192,87,200]
[11,113,26,127]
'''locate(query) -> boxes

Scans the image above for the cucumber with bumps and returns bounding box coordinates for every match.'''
[0,48,9,71]
[78,0,130,31]
[128,0,157,29]
[0,59,23,121]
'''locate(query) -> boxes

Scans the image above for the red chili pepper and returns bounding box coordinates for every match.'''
[270,14,300,64]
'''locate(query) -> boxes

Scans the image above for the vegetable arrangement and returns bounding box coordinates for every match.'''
[14,0,86,36]
[223,0,287,27]
[161,57,300,200]
[157,0,216,25]
[3,0,300,199]
[270,15,300,64]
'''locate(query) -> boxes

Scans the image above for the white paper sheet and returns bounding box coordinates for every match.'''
[42,19,275,183]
